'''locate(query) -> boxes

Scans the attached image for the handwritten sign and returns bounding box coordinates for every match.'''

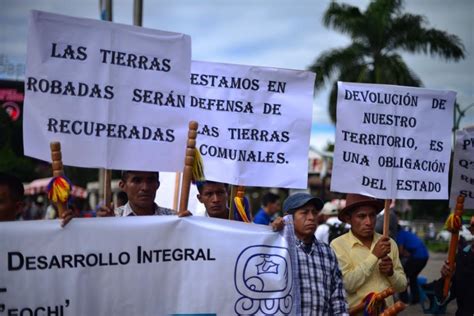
[188,61,316,188]
[23,11,191,171]
[449,128,474,208]
[331,82,455,199]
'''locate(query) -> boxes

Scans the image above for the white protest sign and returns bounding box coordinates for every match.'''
[187,61,315,189]
[449,128,474,208]
[23,11,191,171]
[0,217,295,315]
[331,82,455,199]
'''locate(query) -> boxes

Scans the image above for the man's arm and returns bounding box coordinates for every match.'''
[331,240,379,293]
[387,239,408,292]
[329,251,349,315]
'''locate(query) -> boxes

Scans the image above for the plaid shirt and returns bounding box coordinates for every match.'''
[296,237,348,315]
[114,202,175,216]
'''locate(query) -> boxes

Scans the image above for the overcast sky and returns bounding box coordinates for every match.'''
[1,0,473,149]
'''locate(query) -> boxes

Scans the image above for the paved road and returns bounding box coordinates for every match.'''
[401,251,457,315]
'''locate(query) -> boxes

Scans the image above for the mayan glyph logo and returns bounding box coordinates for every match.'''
[234,245,293,315]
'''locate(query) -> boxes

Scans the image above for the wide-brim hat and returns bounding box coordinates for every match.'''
[338,193,384,222]
[283,193,324,214]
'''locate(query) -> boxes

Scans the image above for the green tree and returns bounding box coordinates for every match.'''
[310,0,465,123]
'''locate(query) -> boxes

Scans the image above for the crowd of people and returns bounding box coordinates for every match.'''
[1,170,473,315]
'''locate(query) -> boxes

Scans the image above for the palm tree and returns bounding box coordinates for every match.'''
[310,0,465,123]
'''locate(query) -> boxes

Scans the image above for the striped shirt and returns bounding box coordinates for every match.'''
[296,237,349,315]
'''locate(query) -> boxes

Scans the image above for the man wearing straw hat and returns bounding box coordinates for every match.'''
[330,193,407,311]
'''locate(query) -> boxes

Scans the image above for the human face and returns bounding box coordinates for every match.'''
[197,183,228,219]
[347,206,377,241]
[267,200,281,216]
[119,172,159,212]
[293,202,319,242]
[0,185,22,221]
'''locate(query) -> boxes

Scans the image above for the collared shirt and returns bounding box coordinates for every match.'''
[296,237,348,315]
[114,202,175,217]
[330,230,407,311]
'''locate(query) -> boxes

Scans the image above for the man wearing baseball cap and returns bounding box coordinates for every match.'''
[330,193,406,312]
[282,192,348,315]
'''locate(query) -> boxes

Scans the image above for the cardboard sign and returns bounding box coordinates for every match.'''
[449,128,474,208]
[188,61,316,189]
[331,82,455,199]
[23,11,191,172]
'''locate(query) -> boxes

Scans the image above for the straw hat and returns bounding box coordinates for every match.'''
[338,193,384,222]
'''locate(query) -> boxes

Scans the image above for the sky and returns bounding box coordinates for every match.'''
[1,0,473,150]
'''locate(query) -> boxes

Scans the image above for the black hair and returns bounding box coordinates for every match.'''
[0,172,24,202]
[262,192,280,207]
[196,181,228,194]
[121,171,159,182]
[117,191,128,204]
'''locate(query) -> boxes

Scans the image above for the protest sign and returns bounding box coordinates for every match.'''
[187,61,316,189]
[449,128,474,208]
[23,11,191,172]
[0,217,295,315]
[331,82,455,199]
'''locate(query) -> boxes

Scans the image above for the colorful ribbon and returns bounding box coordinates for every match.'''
[47,176,71,204]
[444,213,462,232]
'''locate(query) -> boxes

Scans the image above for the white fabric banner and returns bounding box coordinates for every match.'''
[188,61,316,189]
[331,82,455,199]
[449,128,474,208]
[0,217,295,315]
[23,11,191,172]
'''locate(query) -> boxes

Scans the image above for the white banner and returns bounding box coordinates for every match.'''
[449,128,474,208]
[331,82,455,199]
[23,11,191,172]
[0,217,295,315]
[188,61,316,189]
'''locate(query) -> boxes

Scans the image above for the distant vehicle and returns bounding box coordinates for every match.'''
[437,225,473,242]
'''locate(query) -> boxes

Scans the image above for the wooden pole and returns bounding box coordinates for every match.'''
[50,142,66,218]
[382,199,391,237]
[228,185,236,220]
[178,121,198,214]
[443,195,465,298]
[173,172,181,211]
[103,169,112,207]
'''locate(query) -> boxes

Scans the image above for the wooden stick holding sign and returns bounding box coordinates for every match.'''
[178,121,198,215]
[382,199,392,237]
[443,195,465,298]
[48,142,70,218]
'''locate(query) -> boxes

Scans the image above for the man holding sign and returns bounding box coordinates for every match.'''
[331,194,406,312]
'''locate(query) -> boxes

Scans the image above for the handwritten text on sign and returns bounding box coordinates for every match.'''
[23,11,191,171]
[331,82,455,199]
[450,128,474,208]
[0,217,294,315]
[186,61,316,189]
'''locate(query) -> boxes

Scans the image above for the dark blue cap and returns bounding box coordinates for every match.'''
[283,193,324,214]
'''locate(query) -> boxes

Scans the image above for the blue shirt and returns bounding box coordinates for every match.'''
[396,229,429,259]
[253,208,271,225]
